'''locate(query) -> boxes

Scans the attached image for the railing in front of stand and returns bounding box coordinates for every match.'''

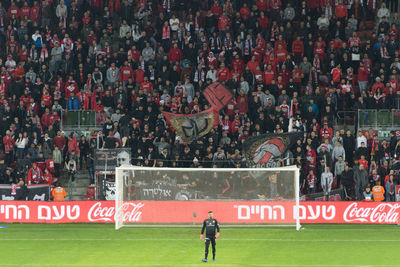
[60,110,107,130]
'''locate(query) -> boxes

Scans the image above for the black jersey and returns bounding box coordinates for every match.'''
[201,218,220,237]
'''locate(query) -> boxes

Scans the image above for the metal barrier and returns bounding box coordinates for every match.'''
[337,110,356,126]
[61,110,106,129]
[357,109,400,129]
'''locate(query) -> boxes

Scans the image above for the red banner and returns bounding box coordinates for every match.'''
[0,201,399,224]
[203,82,233,111]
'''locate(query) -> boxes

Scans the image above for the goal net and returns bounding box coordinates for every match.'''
[115,166,300,230]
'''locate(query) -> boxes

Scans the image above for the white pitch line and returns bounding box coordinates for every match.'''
[0,264,398,267]
[1,238,400,242]
[2,226,399,231]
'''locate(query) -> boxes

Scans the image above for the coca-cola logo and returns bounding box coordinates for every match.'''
[343,203,400,223]
[88,202,144,222]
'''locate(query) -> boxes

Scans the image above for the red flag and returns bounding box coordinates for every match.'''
[290,99,293,118]
[203,82,233,111]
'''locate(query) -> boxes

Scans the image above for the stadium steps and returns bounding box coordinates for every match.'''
[71,185,88,195]
[69,194,88,201]
[67,170,90,201]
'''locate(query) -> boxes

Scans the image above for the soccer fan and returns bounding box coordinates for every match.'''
[0,0,397,203]
[27,163,43,185]
[363,187,373,201]
[385,174,396,201]
[321,166,333,195]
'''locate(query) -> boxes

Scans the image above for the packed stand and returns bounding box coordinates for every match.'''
[0,0,399,201]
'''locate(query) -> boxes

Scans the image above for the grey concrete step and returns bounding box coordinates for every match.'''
[73,179,90,185]
[74,174,90,181]
[68,195,86,201]
[71,186,88,195]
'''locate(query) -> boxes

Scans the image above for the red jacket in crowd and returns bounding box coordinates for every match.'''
[30,4,41,20]
[217,67,230,81]
[53,135,66,150]
[218,15,230,31]
[256,0,269,11]
[292,40,304,54]
[135,68,145,84]
[3,135,14,153]
[335,4,348,19]
[168,47,183,63]
[108,0,121,14]
[119,66,134,82]
[7,5,20,19]
[27,164,43,185]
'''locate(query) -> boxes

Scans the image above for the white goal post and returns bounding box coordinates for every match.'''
[115,166,300,230]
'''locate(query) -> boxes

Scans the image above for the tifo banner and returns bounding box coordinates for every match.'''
[162,82,232,142]
[0,185,50,201]
[243,132,303,167]
[1,201,400,224]
[94,148,131,172]
[203,82,233,111]
[162,108,219,142]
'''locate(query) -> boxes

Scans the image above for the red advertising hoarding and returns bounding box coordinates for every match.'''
[0,201,399,224]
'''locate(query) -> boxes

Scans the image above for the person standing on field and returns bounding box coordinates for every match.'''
[200,211,220,263]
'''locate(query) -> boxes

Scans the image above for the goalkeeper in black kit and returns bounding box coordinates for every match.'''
[200,211,220,263]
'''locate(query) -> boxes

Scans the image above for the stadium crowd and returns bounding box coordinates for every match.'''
[0,0,399,201]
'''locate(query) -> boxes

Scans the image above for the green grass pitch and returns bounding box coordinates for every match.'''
[1,224,400,266]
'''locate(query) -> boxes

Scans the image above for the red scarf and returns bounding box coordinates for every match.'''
[163,0,170,12]
[40,47,48,61]
[244,39,251,55]
[86,79,92,90]
[313,57,320,72]
[162,25,170,39]
[31,167,41,183]
[307,174,315,187]
[195,17,200,31]
[110,67,117,79]
[79,69,84,83]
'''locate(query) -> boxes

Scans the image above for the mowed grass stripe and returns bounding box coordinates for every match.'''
[2,238,400,242]
[0,224,399,266]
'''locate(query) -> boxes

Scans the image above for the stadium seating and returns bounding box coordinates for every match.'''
[0,0,398,202]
